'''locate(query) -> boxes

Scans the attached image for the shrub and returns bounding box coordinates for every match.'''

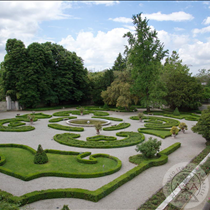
[103,123,130,131]
[135,137,162,158]
[92,116,123,121]
[79,107,85,114]
[173,107,180,116]
[48,124,84,132]
[61,205,70,210]
[138,112,144,121]
[34,145,48,164]
[103,104,110,111]
[93,111,109,116]
[179,122,187,132]
[170,126,179,135]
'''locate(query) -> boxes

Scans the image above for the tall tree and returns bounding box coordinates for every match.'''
[123,13,168,112]
[161,51,203,110]
[112,53,126,72]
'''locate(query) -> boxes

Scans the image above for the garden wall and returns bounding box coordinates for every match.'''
[0,101,7,111]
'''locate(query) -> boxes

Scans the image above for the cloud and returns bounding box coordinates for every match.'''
[109,17,132,23]
[192,26,210,36]
[0,1,72,61]
[174,27,185,31]
[59,28,129,71]
[82,1,119,7]
[203,17,210,25]
[143,11,194,21]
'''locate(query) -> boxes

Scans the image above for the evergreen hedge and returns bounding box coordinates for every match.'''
[103,123,130,131]
[48,124,84,132]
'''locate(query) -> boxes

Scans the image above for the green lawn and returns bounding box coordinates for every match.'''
[0,146,121,180]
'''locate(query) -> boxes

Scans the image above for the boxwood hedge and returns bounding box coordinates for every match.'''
[103,123,130,131]
[54,131,145,148]
[4,143,180,207]
[48,124,84,132]
[92,116,123,121]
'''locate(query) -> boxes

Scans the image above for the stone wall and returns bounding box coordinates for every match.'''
[0,101,7,111]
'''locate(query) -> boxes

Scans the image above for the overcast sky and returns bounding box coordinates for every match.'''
[0,1,210,75]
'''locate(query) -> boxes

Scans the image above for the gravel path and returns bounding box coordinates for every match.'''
[0,109,207,210]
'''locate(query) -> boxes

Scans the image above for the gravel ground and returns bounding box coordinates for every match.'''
[0,109,207,210]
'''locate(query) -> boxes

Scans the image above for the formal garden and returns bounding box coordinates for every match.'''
[0,105,210,210]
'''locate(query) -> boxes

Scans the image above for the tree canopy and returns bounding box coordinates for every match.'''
[123,13,168,112]
[2,39,89,108]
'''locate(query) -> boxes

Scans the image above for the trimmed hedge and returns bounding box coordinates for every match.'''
[49,116,77,122]
[92,116,123,121]
[48,124,84,132]
[103,123,130,131]
[0,119,35,132]
[5,143,180,206]
[54,132,145,148]
[16,113,52,119]
[0,144,121,181]
[86,135,117,142]
[92,111,109,116]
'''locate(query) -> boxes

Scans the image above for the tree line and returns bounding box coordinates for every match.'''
[0,13,209,110]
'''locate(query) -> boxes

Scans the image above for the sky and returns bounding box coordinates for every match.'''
[0,1,210,75]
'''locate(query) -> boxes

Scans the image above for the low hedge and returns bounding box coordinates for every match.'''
[138,128,172,139]
[86,135,117,142]
[103,123,130,131]
[54,131,145,148]
[49,116,77,122]
[0,119,35,132]
[16,113,52,119]
[92,116,123,121]
[53,110,90,116]
[92,111,109,116]
[0,144,121,181]
[48,124,84,132]
[6,143,180,206]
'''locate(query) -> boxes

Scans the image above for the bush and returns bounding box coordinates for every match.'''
[92,116,123,121]
[170,126,179,135]
[61,205,70,210]
[138,112,144,120]
[103,104,110,110]
[135,137,161,158]
[93,111,109,116]
[48,124,84,132]
[34,145,48,164]
[173,107,180,116]
[179,122,187,131]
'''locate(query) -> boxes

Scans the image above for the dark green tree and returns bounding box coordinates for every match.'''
[112,53,126,72]
[34,144,48,164]
[123,13,168,112]
[0,62,5,101]
[192,106,210,141]
[162,51,203,110]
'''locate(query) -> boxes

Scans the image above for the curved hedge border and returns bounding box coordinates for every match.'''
[130,116,179,129]
[0,144,122,181]
[48,124,84,132]
[92,111,109,116]
[4,143,180,206]
[86,135,117,142]
[54,131,145,148]
[138,128,172,139]
[103,123,130,131]
[92,116,123,121]
[49,116,77,123]
[16,113,52,119]
[0,119,35,132]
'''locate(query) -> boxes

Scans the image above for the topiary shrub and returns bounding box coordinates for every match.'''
[179,122,187,133]
[138,112,144,122]
[103,103,110,111]
[173,107,180,116]
[61,205,70,210]
[135,137,161,158]
[34,145,48,164]
[170,126,179,138]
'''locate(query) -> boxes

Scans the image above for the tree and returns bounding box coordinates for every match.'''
[195,69,210,86]
[0,62,5,101]
[101,71,138,110]
[161,51,203,110]
[123,13,168,112]
[135,137,161,158]
[112,53,126,72]
[192,106,210,141]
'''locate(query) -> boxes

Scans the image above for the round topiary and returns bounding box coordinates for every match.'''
[34,144,48,164]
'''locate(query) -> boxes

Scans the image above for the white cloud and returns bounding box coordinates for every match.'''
[109,17,132,23]
[82,1,119,7]
[143,11,194,22]
[59,28,129,71]
[174,27,185,31]
[0,1,72,61]
[192,26,210,37]
[203,17,210,25]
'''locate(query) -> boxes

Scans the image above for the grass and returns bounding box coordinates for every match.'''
[86,135,117,142]
[92,116,123,121]
[129,154,159,165]
[138,128,172,139]
[0,145,121,180]
[48,116,77,123]
[70,119,107,125]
